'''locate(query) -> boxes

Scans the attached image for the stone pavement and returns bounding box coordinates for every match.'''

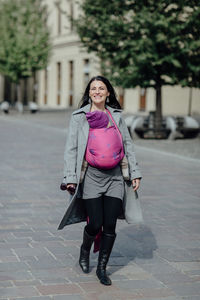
[0,111,200,300]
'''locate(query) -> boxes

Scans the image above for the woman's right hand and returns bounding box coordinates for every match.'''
[66,183,76,195]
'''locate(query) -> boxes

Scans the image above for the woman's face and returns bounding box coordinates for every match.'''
[89,80,110,107]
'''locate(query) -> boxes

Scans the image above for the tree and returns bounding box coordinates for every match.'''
[0,0,51,103]
[74,0,200,135]
[175,3,200,115]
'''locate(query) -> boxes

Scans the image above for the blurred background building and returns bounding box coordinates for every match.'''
[0,0,199,116]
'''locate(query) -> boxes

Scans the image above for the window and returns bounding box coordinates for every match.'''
[57,62,61,105]
[139,88,146,111]
[83,59,90,86]
[69,61,74,106]
[69,0,74,32]
[57,5,61,35]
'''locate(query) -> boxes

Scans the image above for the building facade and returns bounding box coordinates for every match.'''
[0,0,199,116]
[37,0,99,110]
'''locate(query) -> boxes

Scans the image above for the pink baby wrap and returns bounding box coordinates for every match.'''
[85,109,124,169]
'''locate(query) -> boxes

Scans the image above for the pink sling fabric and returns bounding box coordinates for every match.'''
[85,110,124,169]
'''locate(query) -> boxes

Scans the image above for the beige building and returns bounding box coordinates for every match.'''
[0,0,199,116]
[37,0,99,110]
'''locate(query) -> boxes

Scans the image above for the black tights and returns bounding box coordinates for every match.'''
[84,196,122,236]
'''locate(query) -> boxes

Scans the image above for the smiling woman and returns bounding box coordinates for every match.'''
[58,75,142,286]
[89,80,110,111]
[80,75,121,110]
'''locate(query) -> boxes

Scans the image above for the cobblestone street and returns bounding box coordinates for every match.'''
[0,110,200,300]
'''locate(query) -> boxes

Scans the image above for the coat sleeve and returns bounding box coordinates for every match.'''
[121,116,142,180]
[63,114,78,184]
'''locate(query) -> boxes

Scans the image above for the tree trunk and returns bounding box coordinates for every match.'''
[155,84,162,131]
[17,83,22,103]
[33,72,38,103]
[16,82,24,113]
[188,87,192,116]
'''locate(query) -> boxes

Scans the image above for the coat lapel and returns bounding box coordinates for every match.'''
[82,116,89,138]
[73,104,90,139]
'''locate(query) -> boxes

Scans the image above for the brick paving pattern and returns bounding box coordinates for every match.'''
[0,110,200,300]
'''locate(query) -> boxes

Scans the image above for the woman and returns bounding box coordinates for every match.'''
[58,75,142,286]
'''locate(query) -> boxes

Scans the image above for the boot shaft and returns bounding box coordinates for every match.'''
[97,232,116,268]
[79,228,96,274]
[96,232,116,285]
[82,227,96,251]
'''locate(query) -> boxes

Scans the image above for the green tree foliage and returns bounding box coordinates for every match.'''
[0,0,51,83]
[75,0,200,130]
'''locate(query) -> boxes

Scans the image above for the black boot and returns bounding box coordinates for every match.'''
[96,232,116,286]
[79,228,95,273]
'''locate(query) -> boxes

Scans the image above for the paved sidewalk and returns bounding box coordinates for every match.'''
[0,111,200,300]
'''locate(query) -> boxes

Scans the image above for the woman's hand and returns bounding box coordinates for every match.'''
[66,183,76,195]
[132,178,140,191]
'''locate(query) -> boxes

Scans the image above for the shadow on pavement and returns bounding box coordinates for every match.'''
[123,224,158,259]
[107,224,158,275]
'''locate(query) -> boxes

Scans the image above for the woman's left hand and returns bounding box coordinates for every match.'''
[132,178,140,191]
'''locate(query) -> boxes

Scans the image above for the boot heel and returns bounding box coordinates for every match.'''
[96,264,112,285]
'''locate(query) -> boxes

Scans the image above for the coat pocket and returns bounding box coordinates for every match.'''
[123,181,144,224]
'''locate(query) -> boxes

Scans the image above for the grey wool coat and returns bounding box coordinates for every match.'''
[58,104,143,230]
